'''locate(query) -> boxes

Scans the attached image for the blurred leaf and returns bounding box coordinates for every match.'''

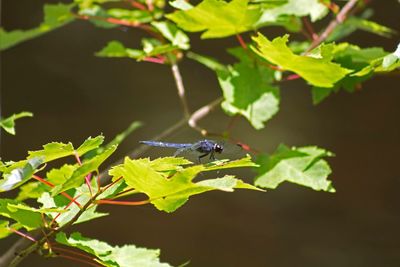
[328,17,395,42]
[311,86,337,105]
[56,232,173,267]
[186,52,227,72]
[352,43,400,77]
[0,111,33,135]
[256,0,328,28]
[107,8,153,23]
[0,220,22,239]
[96,41,144,59]
[0,3,75,50]
[252,33,352,87]
[169,0,193,10]
[0,199,43,231]
[218,47,280,129]
[152,21,190,49]
[109,155,258,212]
[166,0,261,38]
[255,144,335,192]
[85,121,142,159]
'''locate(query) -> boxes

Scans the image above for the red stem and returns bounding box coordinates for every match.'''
[283,74,301,81]
[9,228,37,242]
[302,17,318,41]
[236,34,247,49]
[32,175,82,208]
[96,199,149,206]
[128,0,147,10]
[50,194,82,227]
[143,57,166,64]
[102,176,123,192]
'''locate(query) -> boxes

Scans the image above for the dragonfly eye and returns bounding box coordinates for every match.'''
[214,144,223,153]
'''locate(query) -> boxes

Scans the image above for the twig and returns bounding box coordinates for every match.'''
[306,0,360,52]
[188,97,223,135]
[171,63,191,119]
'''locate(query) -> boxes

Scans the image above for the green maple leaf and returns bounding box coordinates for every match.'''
[255,144,335,192]
[0,3,75,50]
[109,156,259,212]
[166,0,261,38]
[56,232,172,267]
[251,33,352,87]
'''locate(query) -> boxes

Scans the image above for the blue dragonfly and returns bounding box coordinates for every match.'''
[139,140,225,161]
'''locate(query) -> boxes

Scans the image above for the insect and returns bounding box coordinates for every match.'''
[139,140,224,161]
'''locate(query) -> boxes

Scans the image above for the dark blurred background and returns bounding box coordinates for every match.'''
[1,0,400,266]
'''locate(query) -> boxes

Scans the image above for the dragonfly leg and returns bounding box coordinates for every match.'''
[198,153,209,163]
[209,151,215,160]
[173,148,185,157]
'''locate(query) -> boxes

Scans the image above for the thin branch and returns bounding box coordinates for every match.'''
[8,229,37,243]
[171,63,191,119]
[306,0,360,52]
[188,97,223,135]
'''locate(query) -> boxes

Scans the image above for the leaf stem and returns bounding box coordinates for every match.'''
[236,34,247,49]
[8,228,37,243]
[32,175,82,208]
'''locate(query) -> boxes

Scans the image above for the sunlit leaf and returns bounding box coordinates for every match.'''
[56,232,173,267]
[76,136,105,156]
[255,144,335,192]
[28,142,75,162]
[152,21,190,49]
[251,33,352,87]
[109,156,258,212]
[52,145,117,195]
[166,0,261,38]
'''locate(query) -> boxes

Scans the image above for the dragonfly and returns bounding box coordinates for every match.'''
[139,140,225,161]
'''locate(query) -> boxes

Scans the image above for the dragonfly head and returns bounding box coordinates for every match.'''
[213,143,223,154]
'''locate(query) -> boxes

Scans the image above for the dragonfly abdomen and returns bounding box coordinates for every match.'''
[139,141,192,149]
